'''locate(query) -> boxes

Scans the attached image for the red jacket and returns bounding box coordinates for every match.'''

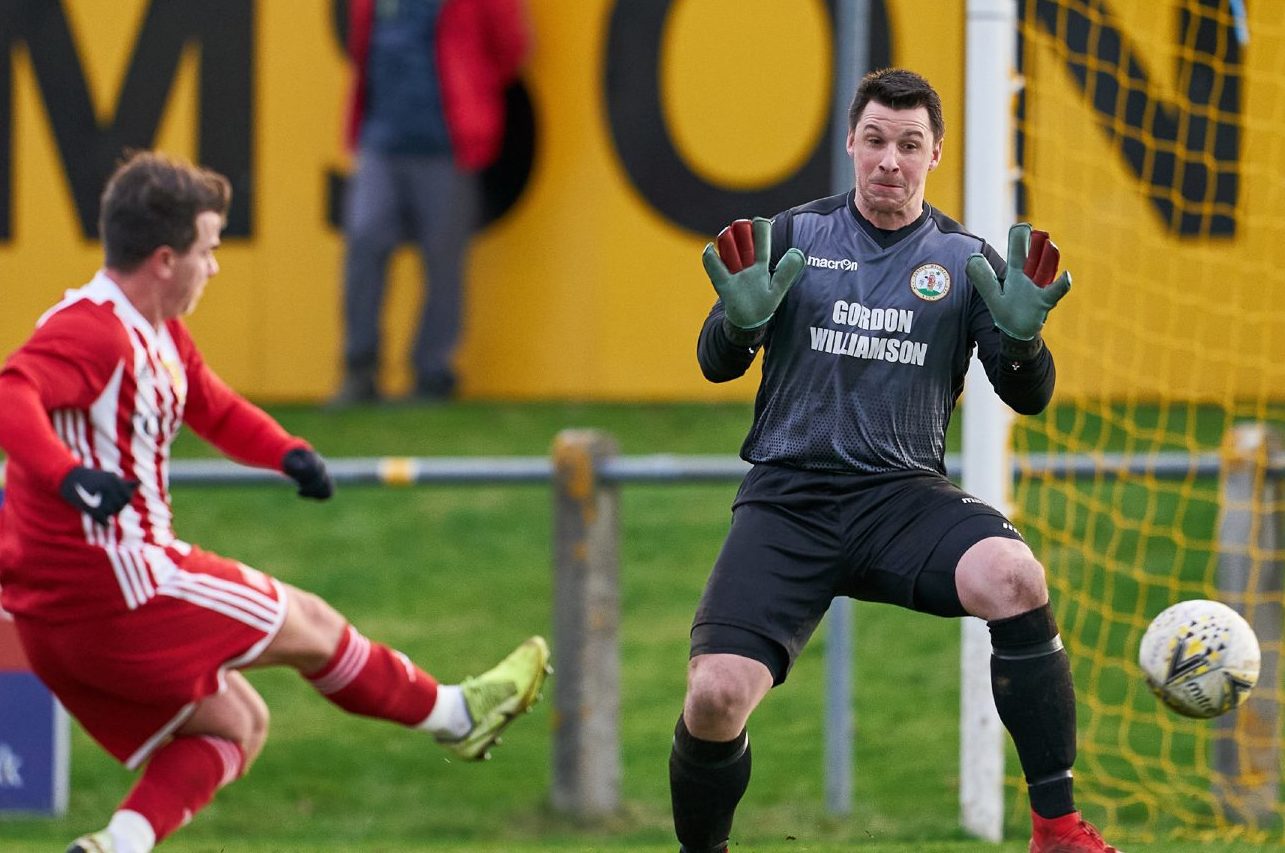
[345,0,530,171]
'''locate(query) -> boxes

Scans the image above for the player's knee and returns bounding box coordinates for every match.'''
[685,666,759,732]
[240,689,271,767]
[986,546,1048,615]
[958,538,1049,619]
[219,676,271,768]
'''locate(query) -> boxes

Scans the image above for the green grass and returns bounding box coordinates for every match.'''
[1,401,1280,851]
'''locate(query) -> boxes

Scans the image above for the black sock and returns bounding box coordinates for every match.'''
[669,715,751,852]
[989,604,1077,819]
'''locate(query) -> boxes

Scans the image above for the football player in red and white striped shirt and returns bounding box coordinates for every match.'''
[0,151,549,853]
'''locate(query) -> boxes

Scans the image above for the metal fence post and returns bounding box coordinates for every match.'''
[550,429,621,818]
[1214,423,1283,824]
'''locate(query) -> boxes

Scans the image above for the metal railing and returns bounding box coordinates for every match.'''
[171,449,1252,488]
[161,432,1285,823]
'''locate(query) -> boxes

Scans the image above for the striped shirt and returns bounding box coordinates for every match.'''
[0,272,305,621]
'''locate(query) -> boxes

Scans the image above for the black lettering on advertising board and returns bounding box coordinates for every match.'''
[1,1,1239,244]
[604,0,890,236]
[0,0,252,239]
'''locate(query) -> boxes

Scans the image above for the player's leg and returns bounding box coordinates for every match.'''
[845,475,1117,851]
[258,583,549,760]
[955,538,1118,851]
[673,466,840,853]
[68,672,266,853]
[850,476,1081,824]
[672,649,773,853]
[17,556,295,853]
[955,537,1078,815]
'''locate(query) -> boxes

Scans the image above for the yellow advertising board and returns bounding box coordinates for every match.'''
[0,1,1276,402]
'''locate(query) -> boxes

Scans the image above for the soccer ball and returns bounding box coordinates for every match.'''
[1138,599,1261,719]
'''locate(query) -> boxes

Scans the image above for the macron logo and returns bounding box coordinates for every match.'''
[74,483,103,509]
[807,255,859,271]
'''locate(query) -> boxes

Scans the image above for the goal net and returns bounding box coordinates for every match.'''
[1011,0,1284,841]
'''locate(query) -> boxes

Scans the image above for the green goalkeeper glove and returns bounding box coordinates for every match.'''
[965,223,1072,341]
[702,216,805,331]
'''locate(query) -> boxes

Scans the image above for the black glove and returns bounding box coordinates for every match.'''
[282,448,333,500]
[59,466,139,526]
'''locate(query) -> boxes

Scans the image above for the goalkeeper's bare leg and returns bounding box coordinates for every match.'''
[957,538,1121,853]
[669,651,773,853]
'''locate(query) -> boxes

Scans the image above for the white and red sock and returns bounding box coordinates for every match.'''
[307,624,439,725]
[118,735,243,846]
[419,683,471,739]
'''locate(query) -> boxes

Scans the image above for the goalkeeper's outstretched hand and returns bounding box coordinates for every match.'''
[282,447,334,500]
[702,217,805,331]
[965,223,1071,341]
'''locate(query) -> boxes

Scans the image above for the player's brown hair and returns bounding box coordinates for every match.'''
[98,150,231,272]
[848,67,945,141]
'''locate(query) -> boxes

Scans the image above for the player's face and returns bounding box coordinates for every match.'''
[847,101,942,229]
[167,211,223,318]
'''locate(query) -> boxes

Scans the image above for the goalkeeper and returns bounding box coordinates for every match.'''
[671,68,1118,853]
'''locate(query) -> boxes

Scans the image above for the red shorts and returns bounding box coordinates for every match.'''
[15,546,286,769]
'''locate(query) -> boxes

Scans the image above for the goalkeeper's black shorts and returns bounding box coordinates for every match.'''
[690,462,1025,684]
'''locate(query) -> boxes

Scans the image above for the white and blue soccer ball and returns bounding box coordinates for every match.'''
[1138,599,1261,719]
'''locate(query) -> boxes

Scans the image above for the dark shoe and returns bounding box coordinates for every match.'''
[326,373,381,409]
[404,372,457,404]
[418,371,457,399]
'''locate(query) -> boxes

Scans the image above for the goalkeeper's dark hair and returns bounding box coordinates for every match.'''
[99,149,231,272]
[848,67,945,141]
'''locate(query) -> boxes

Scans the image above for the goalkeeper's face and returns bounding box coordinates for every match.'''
[847,101,942,230]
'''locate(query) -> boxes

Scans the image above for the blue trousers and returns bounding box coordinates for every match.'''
[341,149,477,387]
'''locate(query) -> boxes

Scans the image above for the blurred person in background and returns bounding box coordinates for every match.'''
[669,68,1119,853]
[332,0,531,406]
[0,150,549,853]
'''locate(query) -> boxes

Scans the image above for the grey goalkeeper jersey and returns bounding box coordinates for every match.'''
[697,192,1056,476]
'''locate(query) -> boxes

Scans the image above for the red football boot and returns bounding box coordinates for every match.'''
[1029,810,1122,852]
